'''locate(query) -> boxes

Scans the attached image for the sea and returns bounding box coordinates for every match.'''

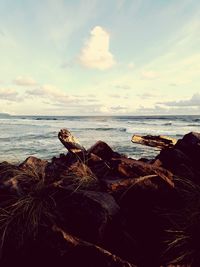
[0,115,199,163]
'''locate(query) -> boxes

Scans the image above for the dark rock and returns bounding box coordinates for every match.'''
[117,173,179,266]
[52,226,136,267]
[0,162,21,199]
[110,157,173,180]
[87,141,115,161]
[19,156,48,177]
[157,146,200,184]
[54,188,120,244]
[175,132,200,170]
[87,153,115,180]
[45,153,76,182]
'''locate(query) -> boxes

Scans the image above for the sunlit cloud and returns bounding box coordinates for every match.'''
[26,85,73,104]
[160,93,200,107]
[13,76,37,86]
[79,26,116,70]
[141,71,159,80]
[0,88,18,101]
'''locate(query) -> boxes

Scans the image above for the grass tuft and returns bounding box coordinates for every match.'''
[0,164,56,258]
[162,176,200,265]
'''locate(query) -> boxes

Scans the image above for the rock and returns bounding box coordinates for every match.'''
[87,153,115,180]
[19,156,48,177]
[118,173,179,266]
[0,223,136,267]
[175,132,200,170]
[60,161,100,190]
[0,161,18,177]
[157,148,192,169]
[109,157,173,181]
[132,134,177,149]
[87,141,115,161]
[45,153,80,183]
[156,132,200,184]
[0,162,22,199]
[51,226,136,267]
[54,188,120,244]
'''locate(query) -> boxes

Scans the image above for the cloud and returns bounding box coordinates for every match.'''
[26,85,73,104]
[169,83,178,87]
[136,104,200,115]
[13,76,37,86]
[79,26,116,70]
[110,105,127,111]
[115,84,131,90]
[99,104,127,114]
[137,93,158,99]
[141,71,159,80]
[128,62,135,69]
[0,88,18,101]
[136,105,168,115]
[160,93,200,107]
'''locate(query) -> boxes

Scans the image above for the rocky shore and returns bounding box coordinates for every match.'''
[0,129,200,267]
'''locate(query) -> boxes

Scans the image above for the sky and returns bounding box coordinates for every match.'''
[0,0,199,115]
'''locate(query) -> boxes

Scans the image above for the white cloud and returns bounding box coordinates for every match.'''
[79,26,116,70]
[128,62,135,69]
[99,104,128,114]
[26,84,74,105]
[160,93,200,107]
[136,104,200,115]
[141,71,159,80]
[13,76,37,86]
[0,88,18,101]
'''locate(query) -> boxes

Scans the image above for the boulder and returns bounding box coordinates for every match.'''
[156,132,200,184]
[109,157,173,180]
[117,173,179,266]
[52,226,136,267]
[19,156,48,177]
[54,188,120,244]
[87,141,115,161]
[87,153,116,180]
[174,132,200,170]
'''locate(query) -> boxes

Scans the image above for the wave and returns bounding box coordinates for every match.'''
[163,123,172,126]
[73,127,127,132]
[0,131,57,142]
[187,124,200,127]
[35,117,58,121]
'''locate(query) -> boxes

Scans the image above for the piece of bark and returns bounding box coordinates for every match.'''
[131,135,177,149]
[58,129,86,154]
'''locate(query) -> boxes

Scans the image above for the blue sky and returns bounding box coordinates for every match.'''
[0,0,199,115]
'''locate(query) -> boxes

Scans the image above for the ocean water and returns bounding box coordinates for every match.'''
[0,115,199,163]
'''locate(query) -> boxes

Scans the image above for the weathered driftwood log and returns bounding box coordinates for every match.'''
[131,134,177,149]
[58,129,86,154]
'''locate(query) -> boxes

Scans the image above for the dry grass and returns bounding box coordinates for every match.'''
[0,164,56,258]
[0,158,99,258]
[162,176,200,265]
[60,161,99,191]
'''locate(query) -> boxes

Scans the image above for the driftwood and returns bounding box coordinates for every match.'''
[131,134,177,149]
[58,129,86,154]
